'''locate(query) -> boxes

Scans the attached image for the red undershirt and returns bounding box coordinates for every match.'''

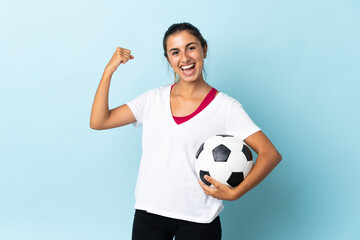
[171,84,218,125]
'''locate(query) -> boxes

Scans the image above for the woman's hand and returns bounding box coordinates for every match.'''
[198,175,238,201]
[105,47,134,73]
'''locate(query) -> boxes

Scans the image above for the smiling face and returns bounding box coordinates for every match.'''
[166,30,207,83]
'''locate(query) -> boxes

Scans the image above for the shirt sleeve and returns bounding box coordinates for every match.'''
[126,89,153,128]
[226,99,261,140]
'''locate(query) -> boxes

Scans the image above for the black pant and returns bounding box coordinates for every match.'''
[132,209,222,240]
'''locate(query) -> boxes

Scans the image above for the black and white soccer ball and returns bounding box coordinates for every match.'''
[195,134,253,188]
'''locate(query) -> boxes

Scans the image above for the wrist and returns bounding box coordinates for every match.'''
[233,185,245,200]
[104,65,116,74]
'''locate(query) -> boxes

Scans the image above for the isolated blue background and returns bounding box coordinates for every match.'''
[1,0,359,239]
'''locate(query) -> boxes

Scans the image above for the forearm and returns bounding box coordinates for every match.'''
[90,68,114,129]
[233,151,282,200]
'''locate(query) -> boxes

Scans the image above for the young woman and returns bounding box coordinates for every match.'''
[90,22,282,240]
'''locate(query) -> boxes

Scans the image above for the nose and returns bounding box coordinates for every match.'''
[181,51,191,64]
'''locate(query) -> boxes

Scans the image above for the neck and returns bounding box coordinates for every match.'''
[172,77,211,99]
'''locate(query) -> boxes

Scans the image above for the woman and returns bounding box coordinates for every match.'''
[90,22,282,240]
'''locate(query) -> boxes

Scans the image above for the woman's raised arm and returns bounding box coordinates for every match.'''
[90,47,135,130]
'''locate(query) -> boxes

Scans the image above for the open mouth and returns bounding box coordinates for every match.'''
[180,63,196,76]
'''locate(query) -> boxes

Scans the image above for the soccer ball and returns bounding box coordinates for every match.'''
[195,134,253,188]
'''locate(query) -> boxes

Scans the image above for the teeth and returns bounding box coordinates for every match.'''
[181,64,195,70]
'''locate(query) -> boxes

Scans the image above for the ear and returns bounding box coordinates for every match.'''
[203,44,208,59]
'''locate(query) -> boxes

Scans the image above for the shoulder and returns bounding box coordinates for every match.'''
[137,84,170,98]
[150,84,172,93]
[217,91,242,106]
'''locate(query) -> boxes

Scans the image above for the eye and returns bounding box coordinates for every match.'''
[188,46,196,50]
[172,51,179,56]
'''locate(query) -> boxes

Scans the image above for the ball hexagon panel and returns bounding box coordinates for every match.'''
[243,160,254,177]
[195,149,214,178]
[209,162,232,182]
[203,135,224,151]
[222,136,244,151]
[227,150,248,172]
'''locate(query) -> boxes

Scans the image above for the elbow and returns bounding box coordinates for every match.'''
[267,149,282,164]
[276,151,283,163]
[90,121,102,130]
[258,149,282,164]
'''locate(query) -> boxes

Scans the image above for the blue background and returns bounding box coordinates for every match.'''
[1,0,359,239]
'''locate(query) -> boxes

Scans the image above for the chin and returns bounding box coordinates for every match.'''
[180,76,201,83]
[179,71,203,83]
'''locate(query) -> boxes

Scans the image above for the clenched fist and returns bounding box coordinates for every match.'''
[105,47,134,73]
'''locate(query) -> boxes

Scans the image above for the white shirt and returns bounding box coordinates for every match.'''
[126,84,261,223]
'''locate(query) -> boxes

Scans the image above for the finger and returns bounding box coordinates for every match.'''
[198,179,205,188]
[198,179,209,192]
[122,56,130,62]
[124,53,134,60]
[122,48,131,54]
[198,179,209,188]
[117,47,129,52]
[199,181,211,195]
[122,52,131,58]
[205,175,221,189]
[199,180,215,195]
[121,53,132,60]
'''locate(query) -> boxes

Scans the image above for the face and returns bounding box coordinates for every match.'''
[166,31,207,83]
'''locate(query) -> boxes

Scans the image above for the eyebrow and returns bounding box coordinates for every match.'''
[168,42,197,53]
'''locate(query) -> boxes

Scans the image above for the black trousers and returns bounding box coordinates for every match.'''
[132,209,222,240]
